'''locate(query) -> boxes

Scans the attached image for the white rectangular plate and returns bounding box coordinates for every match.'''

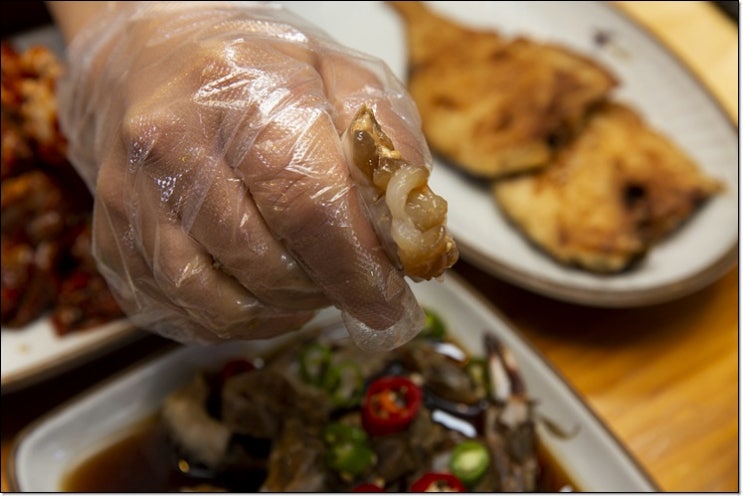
[8,273,658,491]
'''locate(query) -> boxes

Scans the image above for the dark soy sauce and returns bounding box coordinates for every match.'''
[61,415,578,492]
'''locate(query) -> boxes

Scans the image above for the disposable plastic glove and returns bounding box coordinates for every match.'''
[56,1,442,350]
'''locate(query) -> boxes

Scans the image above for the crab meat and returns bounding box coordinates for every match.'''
[341,106,458,280]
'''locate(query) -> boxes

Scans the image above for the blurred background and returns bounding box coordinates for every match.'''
[1,1,740,36]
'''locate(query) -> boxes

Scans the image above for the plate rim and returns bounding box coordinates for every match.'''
[1,319,143,394]
[455,236,739,307]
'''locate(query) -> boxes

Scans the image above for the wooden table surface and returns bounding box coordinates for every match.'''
[1,1,738,493]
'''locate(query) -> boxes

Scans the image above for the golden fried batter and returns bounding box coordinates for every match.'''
[492,102,723,273]
[390,1,618,178]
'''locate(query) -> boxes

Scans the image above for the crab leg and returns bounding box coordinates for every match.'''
[481,333,539,491]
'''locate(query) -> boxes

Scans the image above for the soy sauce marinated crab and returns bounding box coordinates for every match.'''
[341,106,458,281]
[157,308,555,492]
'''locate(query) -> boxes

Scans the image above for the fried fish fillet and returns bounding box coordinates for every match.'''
[390,2,619,179]
[492,102,723,273]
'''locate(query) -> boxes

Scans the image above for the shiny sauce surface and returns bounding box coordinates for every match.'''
[61,414,577,492]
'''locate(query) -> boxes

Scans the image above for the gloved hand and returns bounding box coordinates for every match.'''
[56,1,437,350]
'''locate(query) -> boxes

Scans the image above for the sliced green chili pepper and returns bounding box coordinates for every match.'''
[299,342,332,386]
[326,440,376,478]
[449,440,491,487]
[322,360,364,408]
[323,422,375,479]
[419,308,446,340]
[323,422,368,446]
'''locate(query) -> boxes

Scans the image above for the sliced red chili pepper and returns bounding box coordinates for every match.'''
[361,376,422,436]
[409,472,466,492]
[353,483,386,492]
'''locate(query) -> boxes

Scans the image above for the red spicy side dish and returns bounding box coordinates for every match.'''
[1,41,123,335]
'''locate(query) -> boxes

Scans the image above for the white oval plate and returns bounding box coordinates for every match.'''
[8,273,659,492]
[281,0,739,307]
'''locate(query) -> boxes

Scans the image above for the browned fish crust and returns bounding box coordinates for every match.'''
[390,1,618,178]
[492,102,724,273]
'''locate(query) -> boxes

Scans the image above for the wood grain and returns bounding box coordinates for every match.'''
[614,1,738,122]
